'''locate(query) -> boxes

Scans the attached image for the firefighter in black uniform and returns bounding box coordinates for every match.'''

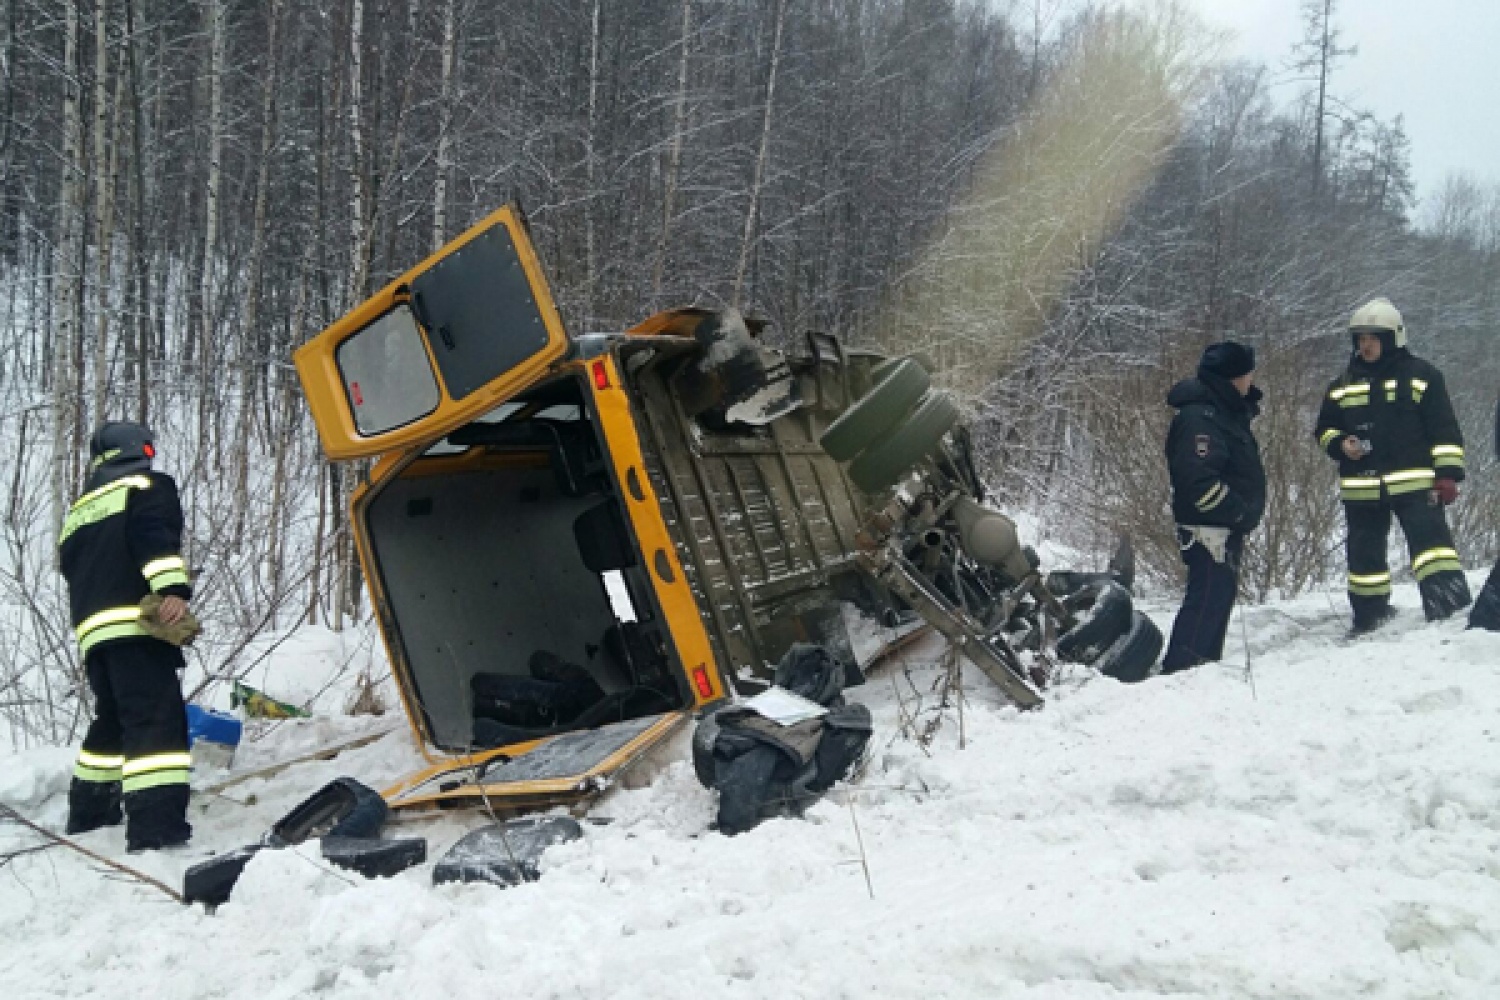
[61,422,195,852]
[1314,298,1470,633]
[1161,342,1266,674]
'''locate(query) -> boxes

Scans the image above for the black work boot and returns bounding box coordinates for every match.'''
[1348,607,1398,638]
[65,778,123,835]
[124,784,192,853]
[1419,571,1473,622]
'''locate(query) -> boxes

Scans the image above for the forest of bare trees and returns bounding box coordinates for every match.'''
[1,0,1497,745]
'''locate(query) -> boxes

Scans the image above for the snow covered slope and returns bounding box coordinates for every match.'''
[3,580,1498,999]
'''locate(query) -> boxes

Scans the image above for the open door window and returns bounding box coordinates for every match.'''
[295,204,571,460]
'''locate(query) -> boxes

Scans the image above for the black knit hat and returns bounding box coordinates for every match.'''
[1198,342,1256,380]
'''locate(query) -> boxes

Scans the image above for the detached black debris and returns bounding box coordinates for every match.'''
[182,777,426,909]
[431,815,584,888]
[693,643,873,835]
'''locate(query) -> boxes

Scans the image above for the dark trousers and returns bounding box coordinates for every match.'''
[1162,529,1243,673]
[1345,495,1471,626]
[1467,556,1500,630]
[67,640,192,850]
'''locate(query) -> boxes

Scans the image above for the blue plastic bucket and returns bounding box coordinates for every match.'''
[185,704,242,770]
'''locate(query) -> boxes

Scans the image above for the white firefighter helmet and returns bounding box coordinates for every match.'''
[1349,297,1407,348]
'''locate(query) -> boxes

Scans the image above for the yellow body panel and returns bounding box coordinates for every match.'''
[625,307,716,338]
[586,354,727,706]
[294,204,570,460]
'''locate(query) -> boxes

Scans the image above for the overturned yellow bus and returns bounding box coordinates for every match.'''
[294,204,1154,814]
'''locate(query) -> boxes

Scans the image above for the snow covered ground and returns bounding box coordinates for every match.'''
[3,578,1499,999]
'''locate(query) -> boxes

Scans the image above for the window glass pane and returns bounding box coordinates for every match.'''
[337,305,441,436]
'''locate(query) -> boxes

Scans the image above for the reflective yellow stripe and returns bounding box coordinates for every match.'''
[74,763,122,783]
[1330,382,1370,400]
[1412,547,1460,573]
[142,555,190,591]
[1337,395,1370,409]
[78,750,125,768]
[1348,571,1390,585]
[123,773,192,791]
[1348,570,1392,597]
[71,475,151,508]
[141,556,185,579]
[1411,379,1428,392]
[79,621,150,655]
[1340,475,1381,500]
[122,752,194,777]
[58,475,152,545]
[1319,428,1342,448]
[1195,482,1227,511]
[76,606,148,655]
[1383,468,1434,495]
[76,606,142,638]
[121,752,193,794]
[1414,559,1463,582]
[74,748,126,783]
[149,569,190,591]
[1431,445,1464,469]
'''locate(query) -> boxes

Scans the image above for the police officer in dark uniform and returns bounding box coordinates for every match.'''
[1161,342,1266,674]
[1314,298,1470,633]
[61,422,195,852]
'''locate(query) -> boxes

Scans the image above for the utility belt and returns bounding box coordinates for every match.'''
[1176,524,1236,565]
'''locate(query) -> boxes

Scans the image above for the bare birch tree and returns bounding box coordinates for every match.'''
[652,0,693,304]
[430,0,457,254]
[50,0,85,520]
[733,0,788,308]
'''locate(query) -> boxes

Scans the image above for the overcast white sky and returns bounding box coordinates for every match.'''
[1171,0,1500,216]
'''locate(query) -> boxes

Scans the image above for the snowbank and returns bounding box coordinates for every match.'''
[2,580,1498,998]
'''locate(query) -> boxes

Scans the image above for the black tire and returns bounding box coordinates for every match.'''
[846,391,959,493]
[819,359,930,461]
[1094,610,1163,683]
[1054,580,1133,665]
[1046,569,1130,599]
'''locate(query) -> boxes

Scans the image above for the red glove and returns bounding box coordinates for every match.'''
[1432,479,1459,506]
